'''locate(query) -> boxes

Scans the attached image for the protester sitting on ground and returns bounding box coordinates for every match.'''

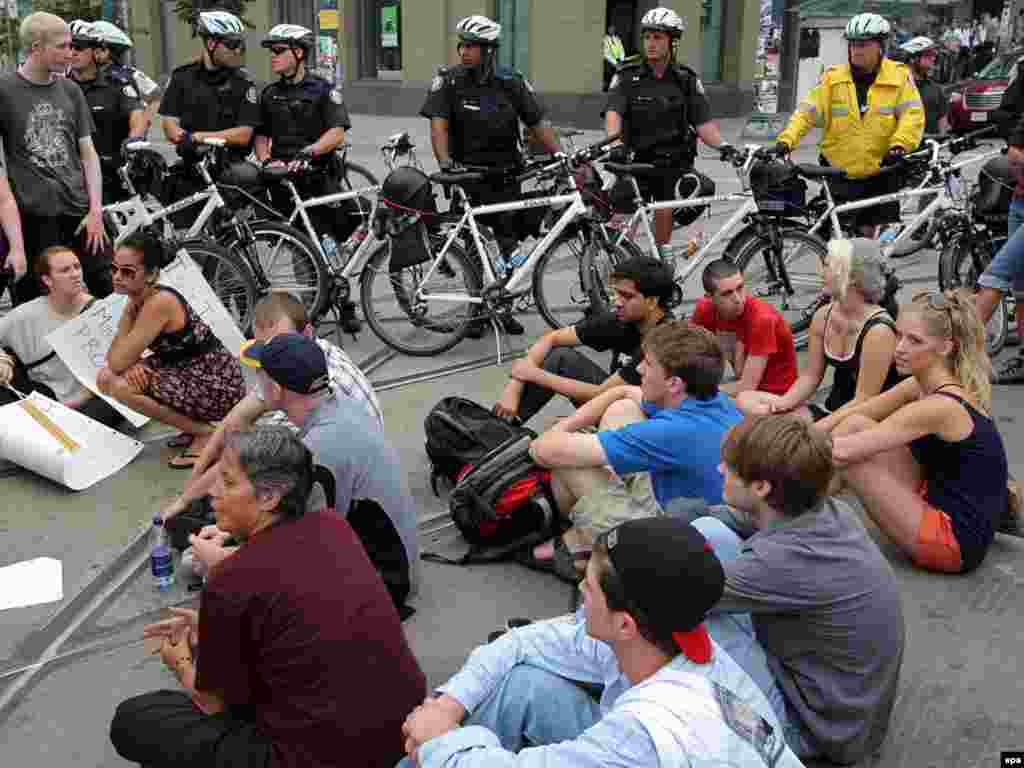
[110,426,426,768]
[95,233,246,465]
[827,289,1009,573]
[161,291,382,529]
[692,415,905,764]
[525,320,741,581]
[691,259,797,398]
[738,239,900,422]
[0,246,121,426]
[494,256,675,424]
[398,516,804,768]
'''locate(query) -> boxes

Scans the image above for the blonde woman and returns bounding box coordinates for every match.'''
[738,238,900,423]
[827,289,1007,574]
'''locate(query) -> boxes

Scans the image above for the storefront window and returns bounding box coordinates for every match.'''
[317,0,339,82]
[701,0,723,81]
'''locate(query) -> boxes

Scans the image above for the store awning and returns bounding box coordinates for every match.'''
[793,0,922,18]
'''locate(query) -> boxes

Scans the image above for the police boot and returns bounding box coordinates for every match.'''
[339,299,362,334]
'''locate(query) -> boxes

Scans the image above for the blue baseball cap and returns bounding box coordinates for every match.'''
[240,333,329,395]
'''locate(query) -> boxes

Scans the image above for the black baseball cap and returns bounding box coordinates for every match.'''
[240,333,329,395]
[600,518,725,660]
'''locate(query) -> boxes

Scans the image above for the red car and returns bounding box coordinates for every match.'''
[948,49,1024,134]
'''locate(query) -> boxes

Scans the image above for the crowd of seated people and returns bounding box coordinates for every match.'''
[101,236,1019,768]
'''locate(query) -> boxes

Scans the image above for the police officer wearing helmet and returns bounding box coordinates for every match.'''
[605,7,732,259]
[90,20,162,134]
[255,23,361,332]
[68,20,146,203]
[775,13,924,237]
[159,10,258,161]
[421,15,561,334]
[900,37,947,135]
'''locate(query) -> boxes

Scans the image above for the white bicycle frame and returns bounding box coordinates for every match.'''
[104,139,230,246]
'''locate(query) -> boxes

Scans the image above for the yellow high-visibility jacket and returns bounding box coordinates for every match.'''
[777,58,924,179]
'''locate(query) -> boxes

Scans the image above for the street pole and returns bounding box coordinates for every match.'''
[779,0,801,114]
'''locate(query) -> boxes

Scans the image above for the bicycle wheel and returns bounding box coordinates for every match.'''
[938,236,1008,356]
[241,221,329,320]
[572,231,645,321]
[360,237,482,356]
[180,237,258,333]
[733,230,828,343]
[338,161,378,192]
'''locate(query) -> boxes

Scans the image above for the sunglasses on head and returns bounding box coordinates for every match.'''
[268,46,291,56]
[217,38,245,50]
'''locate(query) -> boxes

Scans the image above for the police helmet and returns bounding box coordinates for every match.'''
[196,10,245,40]
[844,13,891,42]
[69,20,99,46]
[456,15,501,46]
[91,20,133,48]
[640,7,687,37]
[899,36,937,58]
[380,167,435,212]
[262,24,315,54]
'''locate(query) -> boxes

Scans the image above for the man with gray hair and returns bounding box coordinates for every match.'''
[0,12,110,305]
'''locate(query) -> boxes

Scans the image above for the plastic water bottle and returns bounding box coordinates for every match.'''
[481,226,506,272]
[321,235,339,267]
[506,246,530,269]
[879,227,898,245]
[150,514,175,592]
[337,224,369,268]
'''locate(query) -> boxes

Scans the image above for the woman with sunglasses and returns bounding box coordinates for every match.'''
[96,233,245,467]
[824,289,1008,573]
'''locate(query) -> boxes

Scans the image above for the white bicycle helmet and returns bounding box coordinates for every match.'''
[845,13,891,42]
[900,36,937,57]
[91,20,133,48]
[261,23,315,52]
[641,7,687,36]
[69,19,98,45]
[456,15,501,46]
[197,10,245,39]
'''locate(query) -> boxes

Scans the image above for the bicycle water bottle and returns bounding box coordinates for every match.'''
[333,225,368,271]
[150,514,175,592]
[321,235,340,267]
[879,227,898,245]
[507,246,530,269]
[480,225,506,272]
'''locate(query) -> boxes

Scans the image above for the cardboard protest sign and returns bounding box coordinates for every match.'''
[0,392,144,491]
[0,558,63,612]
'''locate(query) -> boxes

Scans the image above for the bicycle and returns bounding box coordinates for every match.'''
[590,145,835,342]
[359,136,631,357]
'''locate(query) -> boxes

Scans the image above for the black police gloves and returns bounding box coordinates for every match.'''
[881,146,906,167]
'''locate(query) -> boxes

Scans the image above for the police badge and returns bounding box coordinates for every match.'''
[246,86,257,104]
[330,89,343,104]
[695,78,705,95]
[430,75,444,92]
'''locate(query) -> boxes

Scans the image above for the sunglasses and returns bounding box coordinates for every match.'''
[71,42,93,51]
[217,38,245,51]
[268,46,291,56]
[110,264,140,279]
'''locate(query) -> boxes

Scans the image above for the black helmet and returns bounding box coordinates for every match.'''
[125,148,168,200]
[674,171,716,227]
[380,167,435,212]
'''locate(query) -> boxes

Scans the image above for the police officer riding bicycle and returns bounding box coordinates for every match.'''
[254,23,361,333]
[68,20,146,204]
[775,13,924,238]
[420,14,562,335]
[604,7,732,260]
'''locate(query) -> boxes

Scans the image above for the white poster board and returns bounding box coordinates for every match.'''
[0,392,144,490]
[45,250,249,428]
[0,558,63,611]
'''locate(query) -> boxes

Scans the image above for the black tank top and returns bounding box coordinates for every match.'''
[908,387,1007,572]
[823,306,902,413]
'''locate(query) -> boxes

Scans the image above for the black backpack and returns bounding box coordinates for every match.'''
[425,433,559,565]
[424,396,531,493]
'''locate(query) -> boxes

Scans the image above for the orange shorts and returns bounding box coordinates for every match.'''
[914,481,963,573]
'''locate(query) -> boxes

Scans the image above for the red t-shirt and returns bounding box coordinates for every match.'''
[691,295,798,395]
[197,509,426,768]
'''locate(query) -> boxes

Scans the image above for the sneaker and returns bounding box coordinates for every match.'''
[993,354,1024,384]
[338,301,362,334]
[487,617,534,643]
[999,479,1024,538]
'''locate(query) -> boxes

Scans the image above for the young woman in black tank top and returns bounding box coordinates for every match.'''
[826,290,1008,573]
[739,238,899,423]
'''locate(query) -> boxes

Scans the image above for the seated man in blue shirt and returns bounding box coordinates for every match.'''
[527,320,742,580]
[398,517,805,768]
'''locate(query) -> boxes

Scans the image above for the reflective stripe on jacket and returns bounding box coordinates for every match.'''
[777,58,924,179]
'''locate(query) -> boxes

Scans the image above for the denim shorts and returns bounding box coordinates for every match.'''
[978,198,1024,294]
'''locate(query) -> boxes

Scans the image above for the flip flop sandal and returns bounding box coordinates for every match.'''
[166,433,194,449]
[168,451,202,470]
[516,538,589,584]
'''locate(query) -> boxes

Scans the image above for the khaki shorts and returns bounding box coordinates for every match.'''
[570,471,662,539]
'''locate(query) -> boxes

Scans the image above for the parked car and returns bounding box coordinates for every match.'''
[948,49,1024,134]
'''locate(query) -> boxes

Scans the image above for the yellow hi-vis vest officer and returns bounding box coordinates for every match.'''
[776,14,924,179]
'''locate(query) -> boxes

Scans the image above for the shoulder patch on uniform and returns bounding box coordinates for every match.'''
[430,74,444,92]
[695,77,705,94]
[523,78,535,93]
[246,86,257,104]
[609,73,620,90]
[330,88,343,105]
[123,84,137,97]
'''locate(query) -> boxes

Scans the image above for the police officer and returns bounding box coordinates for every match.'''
[421,15,561,334]
[255,23,360,332]
[159,10,258,162]
[90,20,162,134]
[606,7,731,259]
[68,20,146,203]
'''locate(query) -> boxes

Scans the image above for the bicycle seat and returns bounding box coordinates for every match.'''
[560,128,584,138]
[794,164,847,180]
[260,165,292,183]
[430,170,486,186]
[603,161,659,177]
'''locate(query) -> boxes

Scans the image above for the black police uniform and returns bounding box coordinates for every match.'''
[605,61,712,202]
[420,63,545,255]
[256,73,354,241]
[72,66,143,203]
[915,77,947,136]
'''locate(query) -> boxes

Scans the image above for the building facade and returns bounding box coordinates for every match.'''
[128,0,761,124]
